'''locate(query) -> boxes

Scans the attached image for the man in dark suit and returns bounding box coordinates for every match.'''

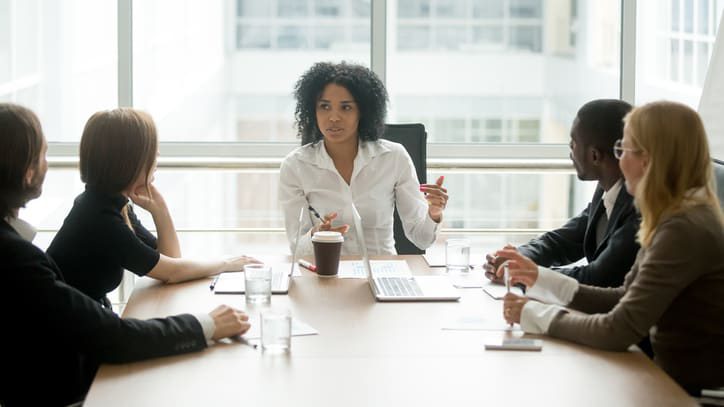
[486,99,639,287]
[0,103,251,407]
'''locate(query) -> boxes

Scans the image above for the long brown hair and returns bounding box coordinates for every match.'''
[624,101,722,247]
[80,108,158,195]
[0,103,44,219]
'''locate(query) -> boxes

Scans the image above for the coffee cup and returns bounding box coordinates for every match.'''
[311,231,344,277]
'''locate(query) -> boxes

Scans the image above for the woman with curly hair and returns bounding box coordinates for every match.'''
[496,101,724,395]
[279,61,448,255]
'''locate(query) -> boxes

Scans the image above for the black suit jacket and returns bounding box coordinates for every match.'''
[518,183,640,287]
[0,220,206,407]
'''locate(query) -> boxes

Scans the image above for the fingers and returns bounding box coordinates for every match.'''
[435,175,444,186]
[494,248,526,264]
[331,224,350,234]
[210,306,252,339]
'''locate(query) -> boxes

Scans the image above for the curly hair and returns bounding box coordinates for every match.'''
[293,61,388,145]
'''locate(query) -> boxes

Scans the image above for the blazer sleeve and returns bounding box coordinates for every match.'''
[555,205,640,286]
[547,216,705,351]
[518,204,589,267]
[9,240,206,363]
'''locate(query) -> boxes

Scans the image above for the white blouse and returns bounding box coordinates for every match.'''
[279,139,440,256]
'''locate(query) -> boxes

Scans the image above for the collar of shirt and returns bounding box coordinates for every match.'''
[296,139,392,179]
[84,185,130,211]
[602,179,623,219]
[5,216,37,242]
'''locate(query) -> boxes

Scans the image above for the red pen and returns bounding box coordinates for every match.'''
[298,259,317,272]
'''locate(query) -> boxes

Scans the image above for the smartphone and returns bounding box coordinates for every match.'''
[485,338,542,351]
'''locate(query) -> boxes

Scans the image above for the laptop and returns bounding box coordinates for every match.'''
[212,207,303,295]
[351,205,460,302]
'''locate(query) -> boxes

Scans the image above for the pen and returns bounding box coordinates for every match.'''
[298,259,317,272]
[209,274,221,291]
[236,336,258,349]
[308,205,323,222]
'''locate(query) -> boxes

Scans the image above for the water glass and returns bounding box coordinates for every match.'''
[446,238,471,273]
[261,308,292,354]
[244,264,272,305]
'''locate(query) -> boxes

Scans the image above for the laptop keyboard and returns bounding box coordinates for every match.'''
[377,277,423,297]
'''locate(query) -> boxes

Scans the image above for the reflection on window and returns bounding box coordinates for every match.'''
[0,0,116,141]
[397,0,543,52]
[236,0,370,50]
[636,0,722,106]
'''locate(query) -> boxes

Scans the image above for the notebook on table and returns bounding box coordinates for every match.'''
[212,207,304,295]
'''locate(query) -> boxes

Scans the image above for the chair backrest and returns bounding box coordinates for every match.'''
[713,158,724,210]
[381,123,427,255]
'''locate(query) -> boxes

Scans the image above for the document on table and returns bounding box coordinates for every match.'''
[243,317,318,340]
[482,280,524,300]
[441,315,521,332]
[337,260,412,279]
[422,250,486,268]
[448,270,486,288]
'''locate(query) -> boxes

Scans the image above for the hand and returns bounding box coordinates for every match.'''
[129,183,167,215]
[311,211,350,235]
[421,176,447,223]
[494,247,539,288]
[222,255,261,272]
[483,252,508,284]
[209,305,251,340]
[503,293,528,325]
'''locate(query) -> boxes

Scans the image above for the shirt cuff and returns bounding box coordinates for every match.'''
[520,301,567,334]
[193,313,216,345]
[525,266,579,305]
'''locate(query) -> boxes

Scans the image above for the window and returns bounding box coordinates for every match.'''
[636,0,723,102]
[133,0,370,143]
[0,0,116,141]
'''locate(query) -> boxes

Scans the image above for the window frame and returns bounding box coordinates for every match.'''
[46,0,635,165]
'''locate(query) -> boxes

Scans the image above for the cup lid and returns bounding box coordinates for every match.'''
[312,231,344,243]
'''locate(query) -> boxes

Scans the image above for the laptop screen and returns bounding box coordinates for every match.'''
[351,204,375,287]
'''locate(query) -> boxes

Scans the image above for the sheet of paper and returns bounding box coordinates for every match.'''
[441,315,521,332]
[243,317,319,340]
[482,280,524,300]
[448,270,486,288]
[337,260,412,279]
[423,250,486,268]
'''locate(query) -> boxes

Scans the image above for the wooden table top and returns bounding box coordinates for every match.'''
[84,255,694,407]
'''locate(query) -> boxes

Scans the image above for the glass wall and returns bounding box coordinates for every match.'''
[0,0,116,141]
[7,1,724,238]
[133,0,371,142]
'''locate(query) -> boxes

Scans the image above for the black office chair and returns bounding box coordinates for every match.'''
[381,123,428,255]
[713,158,724,210]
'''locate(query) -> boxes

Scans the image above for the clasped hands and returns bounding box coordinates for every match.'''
[484,245,539,325]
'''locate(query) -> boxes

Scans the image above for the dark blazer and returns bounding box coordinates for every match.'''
[518,182,640,287]
[0,220,206,407]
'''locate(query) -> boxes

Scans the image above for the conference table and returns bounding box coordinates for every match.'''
[84,255,694,406]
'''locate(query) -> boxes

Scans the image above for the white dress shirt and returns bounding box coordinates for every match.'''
[520,267,580,334]
[602,179,623,219]
[279,139,440,256]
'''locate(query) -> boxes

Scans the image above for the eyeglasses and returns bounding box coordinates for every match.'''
[613,139,641,159]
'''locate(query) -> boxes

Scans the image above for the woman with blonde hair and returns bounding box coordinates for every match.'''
[496,101,723,395]
[47,108,259,307]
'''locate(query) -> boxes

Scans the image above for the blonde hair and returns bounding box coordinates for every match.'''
[624,101,722,247]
